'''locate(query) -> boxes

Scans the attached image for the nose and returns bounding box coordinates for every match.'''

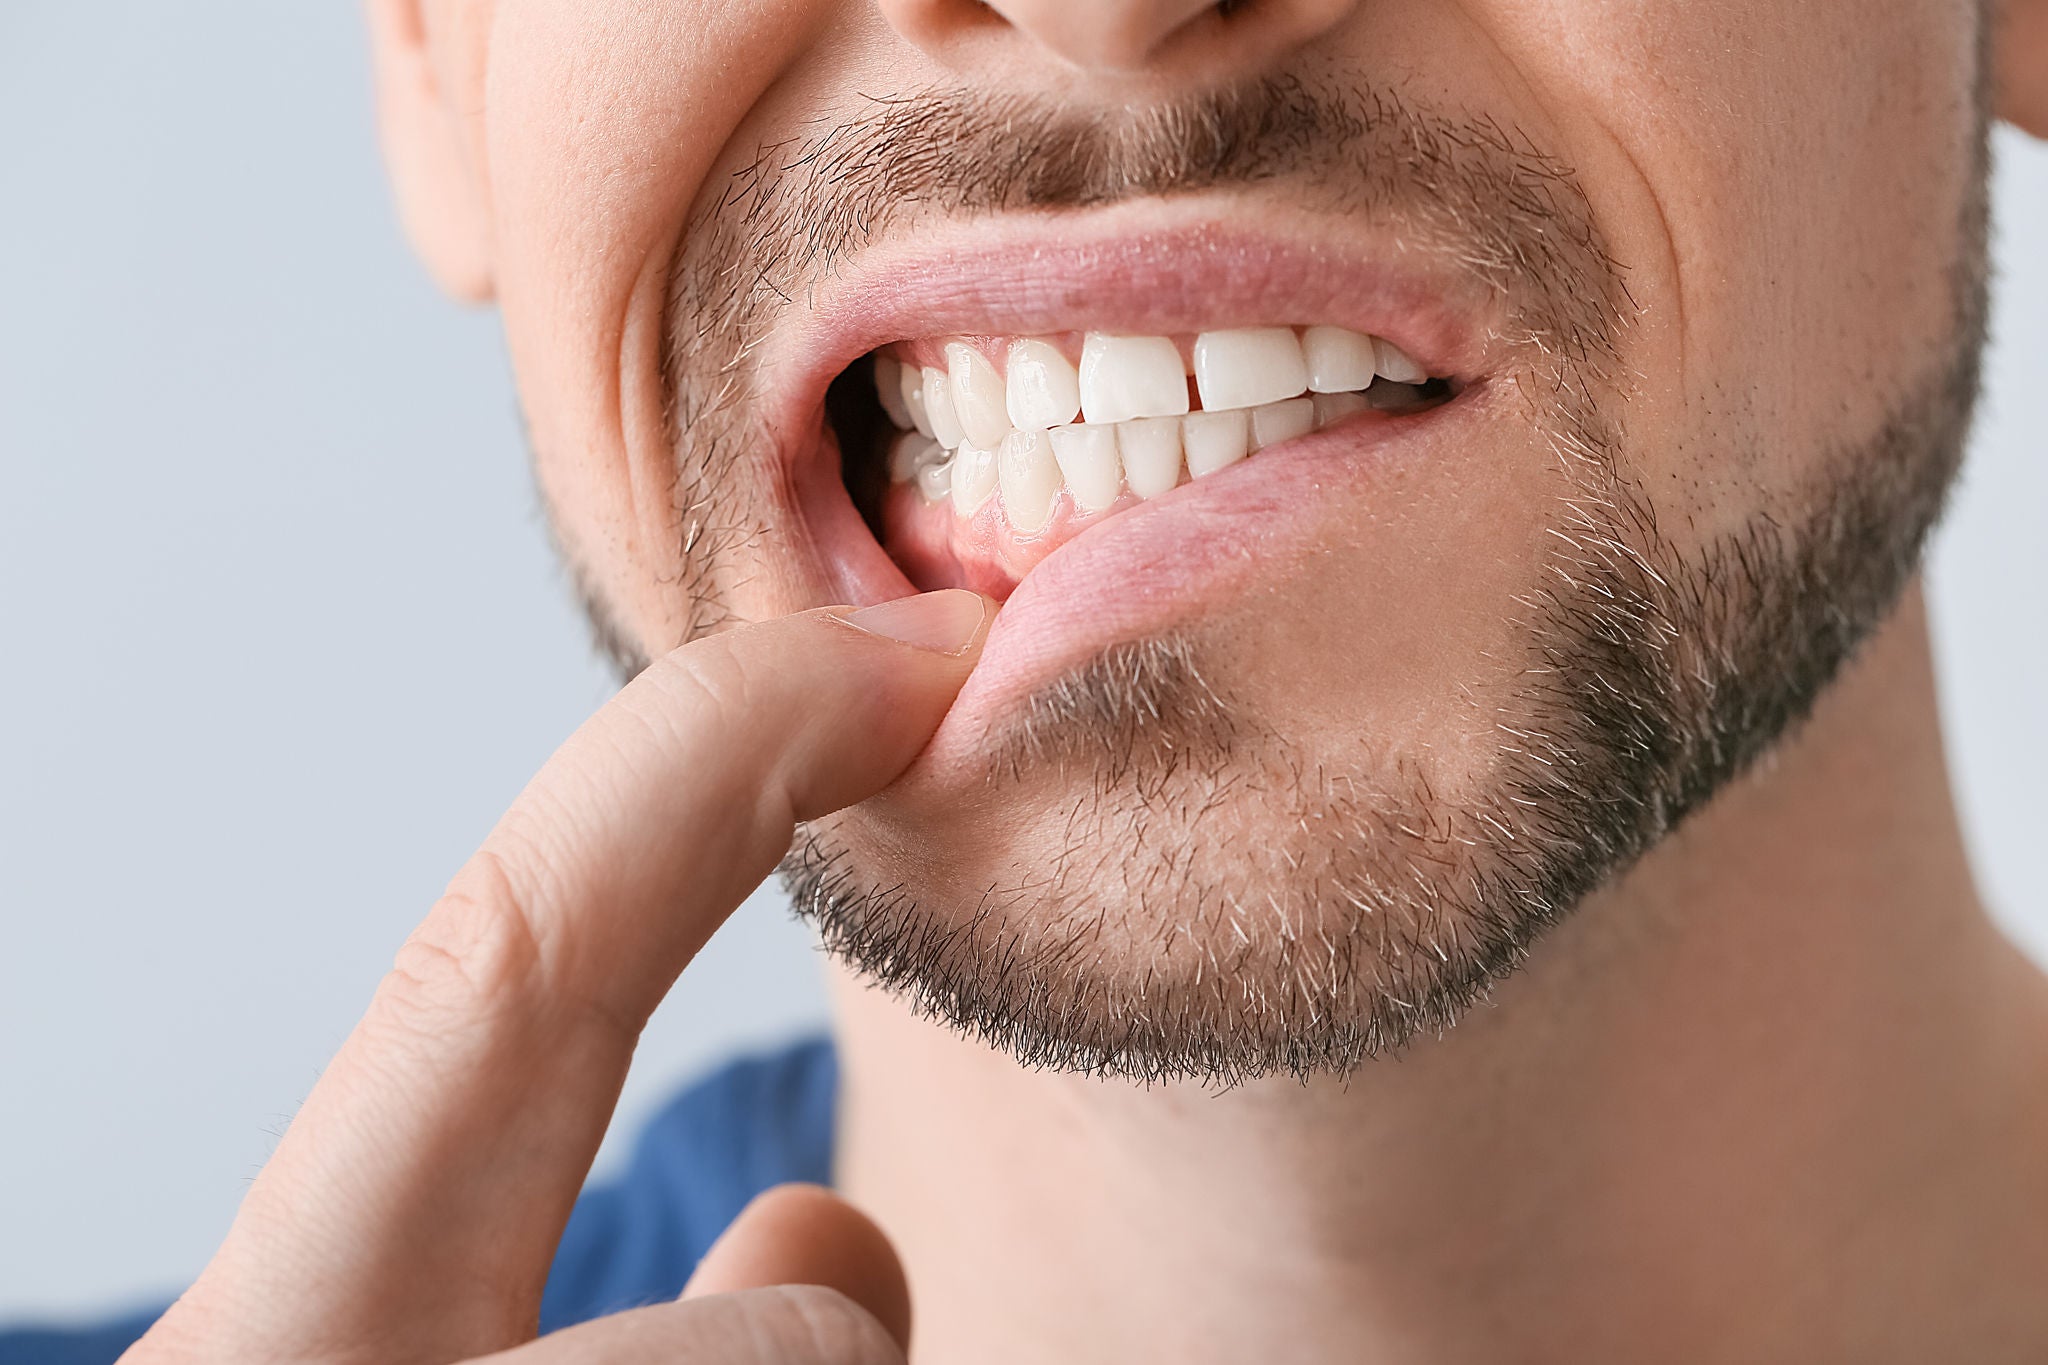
[880,0,1360,77]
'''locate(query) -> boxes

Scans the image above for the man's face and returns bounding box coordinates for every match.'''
[385,0,1987,1079]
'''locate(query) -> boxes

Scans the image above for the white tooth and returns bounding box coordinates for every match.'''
[1311,390,1370,424]
[946,342,1012,450]
[1302,326,1379,393]
[998,429,1061,535]
[916,455,953,503]
[922,367,966,449]
[1249,396,1316,451]
[1181,409,1250,477]
[1079,334,1189,424]
[1049,423,1121,514]
[1117,417,1183,499]
[900,363,933,439]
[950,441,999,515]
[875,355,913,429]
[1372,337,1428,384]
[1005,339,1082,431]
[889,432,943,482]
[1192,327,1308,411]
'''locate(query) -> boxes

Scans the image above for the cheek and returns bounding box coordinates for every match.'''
[474,0,844,649]
[1499,1,1979,502]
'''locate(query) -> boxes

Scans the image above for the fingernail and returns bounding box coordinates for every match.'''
[839,589,989,654]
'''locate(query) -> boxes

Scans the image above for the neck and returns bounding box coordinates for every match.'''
[829,584,2048,1363]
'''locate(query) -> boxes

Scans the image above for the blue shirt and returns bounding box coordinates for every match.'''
[0,1036,838,1364]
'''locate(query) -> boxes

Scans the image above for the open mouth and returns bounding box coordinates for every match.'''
[830,325,1457,597]
[750,210,1511,748]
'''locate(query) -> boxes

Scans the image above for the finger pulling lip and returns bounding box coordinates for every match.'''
[914,386,1499,779]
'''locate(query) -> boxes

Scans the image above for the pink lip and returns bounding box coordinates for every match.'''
[754,200,1510,759]
[922,386,1498,777]
[875,404,1427,599]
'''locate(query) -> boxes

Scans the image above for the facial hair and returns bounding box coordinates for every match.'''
[570,58,1990,1084]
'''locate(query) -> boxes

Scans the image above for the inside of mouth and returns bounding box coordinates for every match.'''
[829,326,1456,596]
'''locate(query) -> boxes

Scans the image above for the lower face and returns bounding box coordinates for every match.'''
[489,2,1987,1080]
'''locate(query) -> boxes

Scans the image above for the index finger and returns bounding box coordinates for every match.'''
[148,591,987,1365]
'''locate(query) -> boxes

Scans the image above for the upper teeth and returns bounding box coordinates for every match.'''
[874,326,1434,533]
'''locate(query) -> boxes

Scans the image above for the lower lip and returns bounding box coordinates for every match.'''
[865,388,1494,775]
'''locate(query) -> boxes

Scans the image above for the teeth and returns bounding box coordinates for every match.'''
[922,367,967,449]
[877,325,1441,534]
[950,440,999,515]
[1049,423,1122,514]
[1192,327,1308,411]
[1302,326,1379,393]
[916,454,953,502]
[1249,396,1316,452]
[947,342,1012,450]
[1080,334,1189,425]
[1006,340,1082,431]
[1117,417,1183,499]
[1181,408,1250,477]
[998,430,1061,534]
[1311,390,1370,424]
[890,432,943,482]
[1373,337,1428,385]
[875,356,913,430]
[899,363,934,439]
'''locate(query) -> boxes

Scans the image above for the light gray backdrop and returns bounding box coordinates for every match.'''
[2,1,2043,1326]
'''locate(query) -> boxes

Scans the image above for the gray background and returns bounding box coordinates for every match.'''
[2,1,2043,1326]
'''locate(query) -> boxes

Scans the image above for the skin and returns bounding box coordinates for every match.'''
[129,1,2048,1361]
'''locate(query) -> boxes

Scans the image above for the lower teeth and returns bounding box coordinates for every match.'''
[887,376,1436,532]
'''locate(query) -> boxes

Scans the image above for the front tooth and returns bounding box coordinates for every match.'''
[1302,326,1379,392]
[1049,423,1121,514]
[1006,339,1082,431]
[950,441,999,514]
[1373,337,1428,384]
[889,432,942,482]
[998,430,1061,534]
[1311,390,1370,424]
[1080,334,1189,424]
[875,355,913,429]
[1192,327,1308,411]
[916,455,952,503]
[1249,396,1316,451]
[1182,409,1250,477]
[900,364,934,439]
[1117,417,1184,499]
[922,367,966,449]
[946,342,1012,450]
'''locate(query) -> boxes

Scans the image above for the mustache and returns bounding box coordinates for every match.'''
[615,69,1629,662]
[668,67,1627,403]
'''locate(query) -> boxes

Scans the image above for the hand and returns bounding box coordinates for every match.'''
[122,590,992,1364]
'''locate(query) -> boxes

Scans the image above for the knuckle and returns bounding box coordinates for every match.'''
[662,634,773,736]
[378,850,547,1039]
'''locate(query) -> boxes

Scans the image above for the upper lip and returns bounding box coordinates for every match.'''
[748,194,1511,601]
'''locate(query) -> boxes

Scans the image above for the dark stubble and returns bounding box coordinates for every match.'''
[584,61,1990,1084]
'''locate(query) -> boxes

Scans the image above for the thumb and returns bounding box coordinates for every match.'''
[682,1184,913,1356]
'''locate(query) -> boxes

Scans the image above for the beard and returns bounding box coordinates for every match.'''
[565,59,1991,1085]
[780,342,1982,1083]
